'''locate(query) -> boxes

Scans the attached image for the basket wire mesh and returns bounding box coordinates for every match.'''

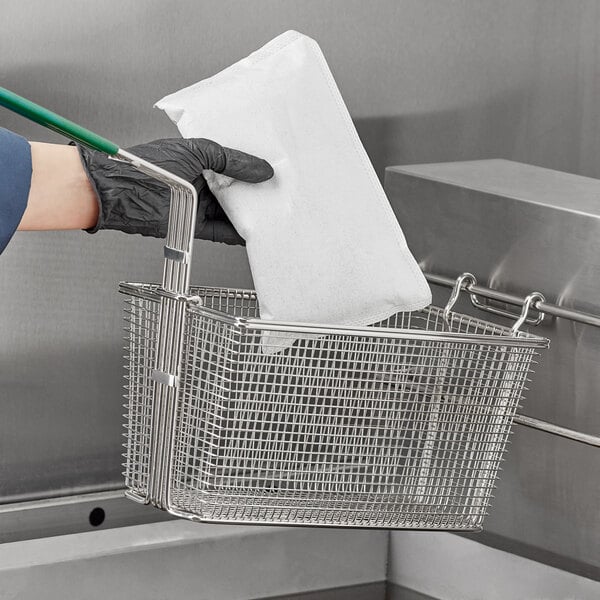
[0,88,547,529]
[121,282,547,530]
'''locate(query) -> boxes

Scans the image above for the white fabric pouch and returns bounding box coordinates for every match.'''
[156,30,431,351]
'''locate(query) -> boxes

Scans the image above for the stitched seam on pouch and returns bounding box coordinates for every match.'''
[238,30,304,67]
[160,31,304,96]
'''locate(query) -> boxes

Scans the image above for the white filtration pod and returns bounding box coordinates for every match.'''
[156,30,431,351]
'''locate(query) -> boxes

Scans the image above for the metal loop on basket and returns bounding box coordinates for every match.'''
[511,292,546,335]
[186,295,203,308]
[468,289,544,327]
[443,272,477,330]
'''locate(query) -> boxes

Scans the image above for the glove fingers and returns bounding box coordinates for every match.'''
[127,138,273,184]
[207,144,274,183]
[221,146,274,183]
[94,137,271,242]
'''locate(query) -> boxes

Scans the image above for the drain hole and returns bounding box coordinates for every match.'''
[89,507,105,527]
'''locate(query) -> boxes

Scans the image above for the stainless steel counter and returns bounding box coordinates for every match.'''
[0,519,387,599]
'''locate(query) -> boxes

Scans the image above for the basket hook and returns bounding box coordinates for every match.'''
[511,292,546,335]
[443,272,477,329]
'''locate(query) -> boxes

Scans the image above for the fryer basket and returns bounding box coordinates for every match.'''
[0,86,548,530]
[121,281,547,530]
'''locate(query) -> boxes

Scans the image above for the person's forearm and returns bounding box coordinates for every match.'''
[18,142,98,231]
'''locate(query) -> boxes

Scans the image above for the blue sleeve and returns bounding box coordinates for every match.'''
[0,128,32,255]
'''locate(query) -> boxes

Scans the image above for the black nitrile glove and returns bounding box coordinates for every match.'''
[75,138,273,244]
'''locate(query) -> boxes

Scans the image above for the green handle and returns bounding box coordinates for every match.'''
[0,87,119,155]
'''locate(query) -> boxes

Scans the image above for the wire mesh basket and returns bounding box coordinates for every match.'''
[0,86,549,530]
[121,277,548,530]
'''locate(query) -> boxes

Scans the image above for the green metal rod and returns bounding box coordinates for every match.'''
[0,87,119,155]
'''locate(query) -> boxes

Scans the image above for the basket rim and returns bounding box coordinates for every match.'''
[118,281,549,349]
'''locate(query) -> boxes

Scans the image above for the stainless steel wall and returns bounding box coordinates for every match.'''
[0,0,597,508]
[386,161,600,579]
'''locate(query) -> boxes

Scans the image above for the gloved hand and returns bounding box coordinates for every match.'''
[75,138,273,244]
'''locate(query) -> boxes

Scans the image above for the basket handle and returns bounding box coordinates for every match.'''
[1,87,200,507]
[0,86,197,289]
[0,86,119,155]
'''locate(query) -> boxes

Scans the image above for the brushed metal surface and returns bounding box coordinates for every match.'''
[388,532,600,599]
[255,583,387,600]
[0,490,173,543]
[385,159,600,576]
[0,522,387,599]
[3,0,600,512]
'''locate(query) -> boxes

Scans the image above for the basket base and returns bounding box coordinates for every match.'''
[124,489,148,504]
[163,487,484,530]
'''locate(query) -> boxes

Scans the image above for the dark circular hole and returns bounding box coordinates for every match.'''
[89,507,105,527]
